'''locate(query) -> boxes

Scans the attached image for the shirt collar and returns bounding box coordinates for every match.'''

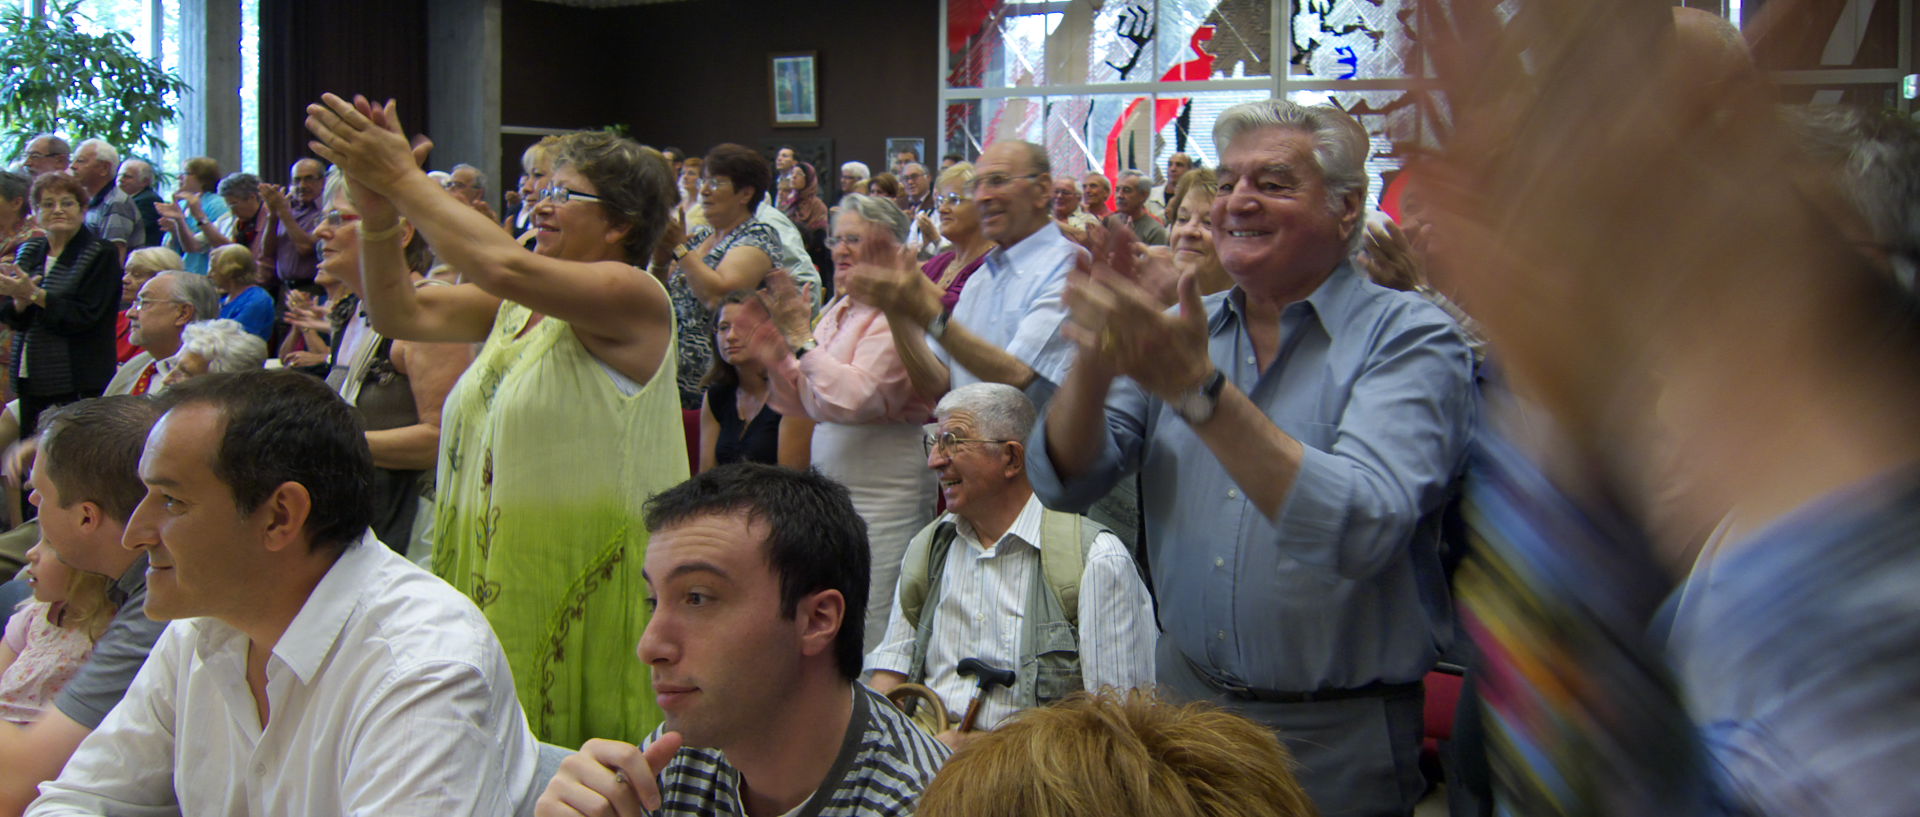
[271,531,383,683]
[1212,260,1367,337]
[955,493,1045,555]
[986,220,1068,276]
[109,552,148,607]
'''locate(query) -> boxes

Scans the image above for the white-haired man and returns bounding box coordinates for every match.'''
[70,140,139,263]
[868,383,1155,745]
[116,158,162,249]
[1030,99,1475,817]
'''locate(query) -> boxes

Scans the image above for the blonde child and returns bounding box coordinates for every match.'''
[0,540,117,724]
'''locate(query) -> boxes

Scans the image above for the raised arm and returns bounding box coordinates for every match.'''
[308,95,671,368]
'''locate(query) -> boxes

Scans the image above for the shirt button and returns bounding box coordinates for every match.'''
[1216,630,1227,640]
[1226,488,1239,499]
[1214,557,1225,568]
[1246,355,1255,365]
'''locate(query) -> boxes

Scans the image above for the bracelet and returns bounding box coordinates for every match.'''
[360,220,406,242]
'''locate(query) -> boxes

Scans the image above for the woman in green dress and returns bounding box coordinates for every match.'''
[307,94,686,747]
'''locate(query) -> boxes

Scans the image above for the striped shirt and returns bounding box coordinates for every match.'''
[645,684,949,817]
[866,496,1158,730]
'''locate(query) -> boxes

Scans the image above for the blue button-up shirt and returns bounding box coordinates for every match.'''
[936,220,1079,392]
[1664,466,1920,817]
[1029,262,1475,690]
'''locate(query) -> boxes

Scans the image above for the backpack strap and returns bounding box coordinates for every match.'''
[897,516,959,633]
[1036,508,1107,629]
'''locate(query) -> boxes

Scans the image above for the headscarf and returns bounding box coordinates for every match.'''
[781,162,829,234]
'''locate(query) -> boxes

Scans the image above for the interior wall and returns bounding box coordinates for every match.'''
[259,0,430,183]
[500,0,940,193]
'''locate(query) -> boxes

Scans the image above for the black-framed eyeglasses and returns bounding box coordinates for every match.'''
[542,185,604,204]
[966,173,1041,195]
[293,174,324,184]
[923,427,1015,457]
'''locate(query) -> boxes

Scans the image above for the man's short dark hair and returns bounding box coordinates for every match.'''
[643,464,870,680]
[158,371,375,553]
[703,143,773,211]
[37,396,163,524]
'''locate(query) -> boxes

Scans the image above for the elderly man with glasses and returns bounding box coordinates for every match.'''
[839,140,1080,406]
[868,383,1155,747]
[21,135,70,179]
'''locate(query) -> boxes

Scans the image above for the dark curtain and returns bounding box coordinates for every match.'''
[259,0,429,182]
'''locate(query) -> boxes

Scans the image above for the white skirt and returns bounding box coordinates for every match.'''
[810,420,936,652]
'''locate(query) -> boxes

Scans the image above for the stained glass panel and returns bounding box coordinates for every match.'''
[1159,0,1275,81]
[1291,0,1416,79]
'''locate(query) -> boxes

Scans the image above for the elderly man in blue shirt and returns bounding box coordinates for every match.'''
[1028,99,1475,817]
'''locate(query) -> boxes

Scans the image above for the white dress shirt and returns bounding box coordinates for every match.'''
[28,533,538,817]
[934,220,1081,391]
[867,495,1157,730]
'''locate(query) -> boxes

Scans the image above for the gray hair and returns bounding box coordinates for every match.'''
[0,170,25,204]
[157,271,221,322]
[1213,100,1371,254]
[452,162,487,191]
[75,138,119,167]
[1118,169,1149,187]
[24,134,69,156]
[321,166,346,210]
[1006,140,1050,177]
[837,193,910,242]
[1784,105,1920,290]
[118,158,154,186]
[841,161,870,181]
[216,172,262,198]
[933,383,1037,443]
[175,319,268,374]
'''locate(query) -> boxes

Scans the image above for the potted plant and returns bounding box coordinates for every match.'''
[0,0,189,161]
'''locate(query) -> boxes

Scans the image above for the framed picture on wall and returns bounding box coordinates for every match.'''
[884,138,926,176]
[770,52,819,128]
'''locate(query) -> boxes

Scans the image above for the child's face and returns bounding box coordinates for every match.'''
[25,540,73,604]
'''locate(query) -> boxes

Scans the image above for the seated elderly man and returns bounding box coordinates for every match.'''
[27,371,538,815]
[159,318,267,387]
[537,464,949,817]
[868,383,1155,739]
[107,270,221,396]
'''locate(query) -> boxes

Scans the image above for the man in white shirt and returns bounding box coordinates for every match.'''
[28,370,538,817]
[869,384,1155,741]
[839,140,1083,404]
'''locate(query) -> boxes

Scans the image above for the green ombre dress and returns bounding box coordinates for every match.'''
[432,298,687,748]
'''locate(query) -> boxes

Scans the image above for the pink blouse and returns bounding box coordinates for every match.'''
[0,602,94,725]
[767,296,934,426]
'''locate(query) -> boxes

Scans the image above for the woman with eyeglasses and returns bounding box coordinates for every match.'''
[920,162,991,312]
[654,143,785,409]
[0,173,123,439]
[306,94,687,748]
[757,193,938,652]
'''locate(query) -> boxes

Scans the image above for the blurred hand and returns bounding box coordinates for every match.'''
[758,267,815,349]
[282,350,328,368]
[839,231,940,326]
[305,94,428,199]
[1358,217,1425,292]
[258,183,289,214]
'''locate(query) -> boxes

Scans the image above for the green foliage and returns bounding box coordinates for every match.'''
[0,0,191,162]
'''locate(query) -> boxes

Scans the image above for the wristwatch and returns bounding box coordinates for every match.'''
[926,308,952,341]
[1170,368,1226,426]
[671,244,690,262]
[793,337,818,359]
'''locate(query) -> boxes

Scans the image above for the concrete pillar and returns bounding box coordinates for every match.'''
[428,0,503,208]
[181,0,243,171]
